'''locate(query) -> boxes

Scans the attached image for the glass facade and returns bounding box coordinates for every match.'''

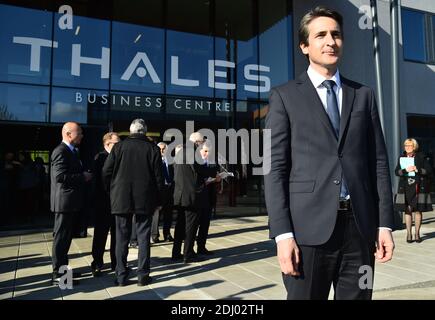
[0,0,293,224]
[0,1,293,125]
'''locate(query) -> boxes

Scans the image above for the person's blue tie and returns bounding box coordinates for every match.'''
[323,80,340,139]
[162,159,171,184]
[322,80,349,199]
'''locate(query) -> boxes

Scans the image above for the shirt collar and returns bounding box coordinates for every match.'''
[307,66,341,89]
[62,140,76,152]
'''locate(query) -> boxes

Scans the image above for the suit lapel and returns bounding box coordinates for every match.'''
[338,78,355,148]
[296,72,337,139]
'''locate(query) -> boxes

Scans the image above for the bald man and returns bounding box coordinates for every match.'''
[50,122,92,284]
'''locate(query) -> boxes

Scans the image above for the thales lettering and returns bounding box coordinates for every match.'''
[13,36,271,93]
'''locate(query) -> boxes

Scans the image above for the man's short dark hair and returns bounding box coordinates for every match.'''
[298,6,343,46]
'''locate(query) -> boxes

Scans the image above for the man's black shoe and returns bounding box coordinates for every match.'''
[183,255,204,264]
[137,276,152,286]
[129,241,138,248]
[197,248,214,255]
[73,232,88,238]
[171,254,184,262]
[91,262,102,277]
[164,234,174,242]
[151,237,160,244]
[51,272,80,285]
[114,278,128,287]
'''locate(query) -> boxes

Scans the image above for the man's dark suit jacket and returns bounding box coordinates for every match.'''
[161,160,174,207]
[173,145,215,208]
[93,150,110,213]
[50,142,85,213]
[102,134,165,215]
[264,72,394,246]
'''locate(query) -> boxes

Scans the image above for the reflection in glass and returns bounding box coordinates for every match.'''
[111,22,164,94]
[402,8,427,62]
[52,14,110,89]
[51,87,108,124]
[0,4,53,85]
[166,31,213,97]
[215,0,259,101]
[259,0,293,99]
[0,83,48,122]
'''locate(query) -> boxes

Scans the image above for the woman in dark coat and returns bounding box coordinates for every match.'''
[394,138,433,243]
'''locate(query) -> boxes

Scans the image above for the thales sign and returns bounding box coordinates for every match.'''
[13,36,271,93]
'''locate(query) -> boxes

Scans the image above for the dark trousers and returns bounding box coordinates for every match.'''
[196,205,212,249]
[73,208,87,237]
[52,212,75,273]
[115,213,151,282]
[130,214,137,243]
[91,211,116,269]
[283,211,375,300]
[151,204,173,240]
[172,207,199,259]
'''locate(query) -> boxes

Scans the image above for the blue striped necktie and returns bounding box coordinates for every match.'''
[322,80,349,199]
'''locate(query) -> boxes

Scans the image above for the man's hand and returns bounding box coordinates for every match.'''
[375,229,395,263]
[277,237,300,276]
[83,171,93,182]
[215,174,222,183]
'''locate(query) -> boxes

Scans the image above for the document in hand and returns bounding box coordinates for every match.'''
[400,157,415,176]
[218,171,234,179]
[206,177,216,184]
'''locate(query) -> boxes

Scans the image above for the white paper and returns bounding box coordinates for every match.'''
[400,157,415,176]
[218,171,234,179]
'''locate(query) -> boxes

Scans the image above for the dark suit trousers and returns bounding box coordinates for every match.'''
[151,204,173,239]
[73,208,87,237]
[52,212,75,272]
[172,207,199,258]
[283,211,375,300]
[115,214,151,282]
[91,210,116,269]
[196,205,212,249]
[130,214,137,242]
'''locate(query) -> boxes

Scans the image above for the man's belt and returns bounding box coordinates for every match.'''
[338,199,352,211]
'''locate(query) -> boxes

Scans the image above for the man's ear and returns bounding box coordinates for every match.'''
[300,42,309,55]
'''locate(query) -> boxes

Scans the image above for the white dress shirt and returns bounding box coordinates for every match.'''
[62,140,76,153]
[275,67,391,244]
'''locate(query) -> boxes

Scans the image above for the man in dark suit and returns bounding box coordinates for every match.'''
[264,6,395,300]
[90,132,120,276]
[195,140,219,256]
[50,122,92,284]
[102,119,164,286]
[151,142,175,243]
[172,133,220,263]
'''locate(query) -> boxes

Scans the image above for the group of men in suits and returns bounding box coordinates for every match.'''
[50,119,220,286]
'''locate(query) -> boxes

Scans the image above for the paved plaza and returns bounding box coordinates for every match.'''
[1,211,435,300]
